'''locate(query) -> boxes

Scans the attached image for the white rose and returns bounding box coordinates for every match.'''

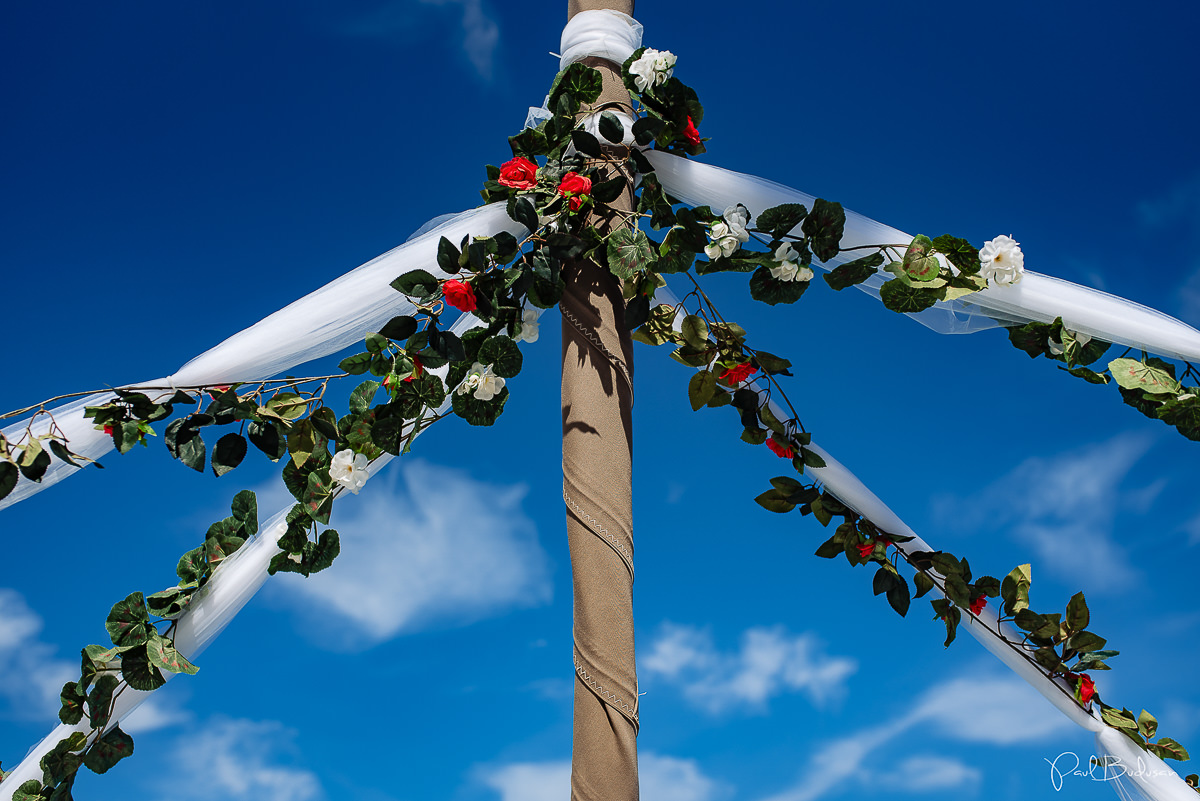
[516,309,540,344]
[459,362,505,401]
[979,235,1025,286]
[629,48,675,92]
[330,448,370,495]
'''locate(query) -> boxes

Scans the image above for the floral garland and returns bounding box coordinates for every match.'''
[2,45,1197,795]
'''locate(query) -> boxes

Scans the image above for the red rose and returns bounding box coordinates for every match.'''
[969,595,988,615]
[498,157,538,190]
[404,355,423,383]
[1077,674,1096,705]
[683,116,701,146]
[443,279,477,313]
[765,437,794,459]
[719,363,757,385]
[103,424,114,436]
[557,171,592,198]
[568,195,584,211]
[856,541,875,559]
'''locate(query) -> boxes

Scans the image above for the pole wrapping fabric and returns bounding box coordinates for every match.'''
[646,150,1200,362]
[0,204,526,511]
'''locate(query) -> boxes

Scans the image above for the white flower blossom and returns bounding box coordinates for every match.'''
[515,309,540,344]
[330,448,370,495]
[704,221,742,260]
[722,204,751,242]
[979,235,1025,286]
[628,48,676,92]
[458,362,506,401]
[768,243,813,282]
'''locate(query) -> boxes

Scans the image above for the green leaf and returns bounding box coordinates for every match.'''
[931,234,981,274]
[1000,563,1032,615]
[749,266,809,305]
[266,392,308,421]
[339,352,373,375]
[606,228,655,280]
[85,674,119,730]
[286,419,320,471]
[105,593,149,649]
[549,62,603,112]
[176,546,206,584]
[478,336,523,379]
[901,235,940,282]
[1108,358,1181,395]
[1007,321,1052,358]
[754,350,792,376]
[688,370,717,411]
[1067,631,1107,653]
[146,631,198,676]
[510,196,539,233]
[14,780,49,801]
[379,315,419,342]
[17,439,52,480]
[119,646,165,691]
[0,462,17,501]
[452,386,510,426]
[824,252,883,291]
[82,727,134,775]
[591,175,626,204]
[680,315,709,348]
[211,433,246,477]
[800,198,846,262]
[310,529,341,573]
[247,420,286,461]
[1065,591,1090,632]
[58,682,86,725]
[625,294,650,330]
[390,269,439,299]
[886,576,911,617]
[632,115,665,146]
[754,489,795,513]
[146,586,193,619]
[598,111,625,143]
[571,128,603,157]
[753,203,807,239]
[40,734,84,787]
[1152,737,1189,761]
[880,278,940,314]
[507,126,547,160]
[47,439,82,467]
[913,571,936,598]
[1138,709,1158,739]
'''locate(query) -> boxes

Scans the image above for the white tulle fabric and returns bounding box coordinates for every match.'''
[647,150,1200,361]
[558,9,642,70]
[0,205,526,510]
[652,285,1193,801]
[0,313,493,797]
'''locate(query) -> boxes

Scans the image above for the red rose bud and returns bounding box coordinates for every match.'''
[719,363,757,385]
[765,437,794,459]
[969,595,988,615]
[1077,674,1096,705]
[683,116,701,146]
[404,355,423,383]
[856,541,875,559]
[442,279,477,313]
[103,424,114,436]
[557,171,592,198]
[498,156,538,190]
[568,195,584,212]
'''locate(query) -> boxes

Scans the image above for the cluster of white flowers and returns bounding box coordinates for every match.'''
[1048,326,1092,356]
[704,204,751,260]
[979,235,1024,286]
[458,362,505,401]
[628,48,676,93]
[515,309,540,344]
[769,242,814,283]
[330,448,370,495]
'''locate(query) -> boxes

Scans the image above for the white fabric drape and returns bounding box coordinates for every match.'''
[654,284,1194,800]
[647,150,1200,361]
[558,9,642,71]
[0,205,527,510]
[0,312,498,798]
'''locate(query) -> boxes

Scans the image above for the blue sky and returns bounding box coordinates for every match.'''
[3,1,1200,800]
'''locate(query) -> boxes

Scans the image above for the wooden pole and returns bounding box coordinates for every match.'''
[561,1,639,799]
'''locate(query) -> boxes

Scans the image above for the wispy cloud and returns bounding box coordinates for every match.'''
[269,459,552,649]
[755,670,1070,801]
[931,433,1156,589]
[0,588,77,720]
[479,753,729,801]
[340,0,500,81]
[641,623,857,714]
[152,716,323,801]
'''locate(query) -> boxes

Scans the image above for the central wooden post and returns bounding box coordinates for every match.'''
[561,1,639,799]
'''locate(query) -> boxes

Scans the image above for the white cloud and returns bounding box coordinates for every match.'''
[155,717,322,801]
[270,459,552,649]
[480,753,727,801]
[123,695,192,735]
[755,718,912,801]
[931,433,1155,588]
[641,623,857,714]
[341,0,499,81]
[874,755,982,792]
[0,588,77,720]
[913,674,1073,745]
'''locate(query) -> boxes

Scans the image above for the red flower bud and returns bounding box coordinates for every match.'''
[765,437,794,459]
[442,279,477,313]
[969,595,988,615]
[683,116,702,146]
[856,541,875,559]
[719,363,757,385]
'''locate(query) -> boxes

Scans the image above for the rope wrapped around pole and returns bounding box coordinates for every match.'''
[562,1,639,798]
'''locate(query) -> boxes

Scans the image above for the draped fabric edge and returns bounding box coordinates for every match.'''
[0,312,504,798]
[0,205,529,511]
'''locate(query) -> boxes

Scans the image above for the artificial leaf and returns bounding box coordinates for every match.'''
[211,433,247,477]
[607,228,655,280]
